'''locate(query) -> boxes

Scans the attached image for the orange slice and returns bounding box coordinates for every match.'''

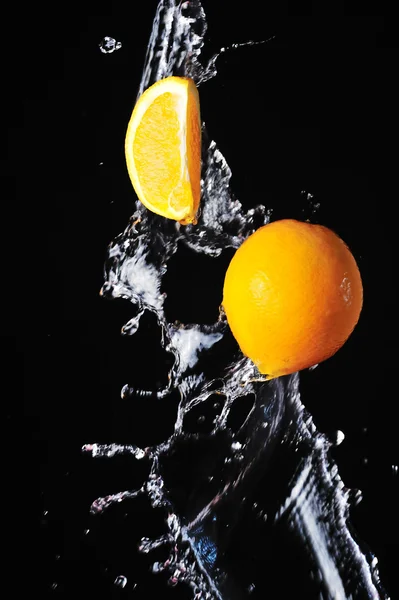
[125,76,201,224]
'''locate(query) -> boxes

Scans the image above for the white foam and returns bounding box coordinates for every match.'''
[170,328,223,371]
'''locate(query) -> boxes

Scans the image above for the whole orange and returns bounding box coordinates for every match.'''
[222,219,363,379]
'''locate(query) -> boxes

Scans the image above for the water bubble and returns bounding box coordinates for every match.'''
[114,575,128,588]
[99,36,122,54]
[392,465,398,475]
[50,583,58,591]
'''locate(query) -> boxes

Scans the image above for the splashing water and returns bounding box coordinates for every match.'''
[83,1,388,598]
[99,36,122,54]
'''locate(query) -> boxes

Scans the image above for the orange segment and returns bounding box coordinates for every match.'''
[125,76,201,224]
[222,219,363,379]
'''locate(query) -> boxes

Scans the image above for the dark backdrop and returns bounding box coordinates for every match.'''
[4,1,398,598]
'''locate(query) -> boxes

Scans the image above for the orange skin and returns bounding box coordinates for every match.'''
[222,219,363,379]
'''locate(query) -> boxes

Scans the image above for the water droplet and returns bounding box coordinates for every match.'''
[99,36,122,54]
[335,430,345,446]
[84,529,90,535]
[135,448,145,460]
[248,583,255,593]
[152,562,162,573]
[363,457,368,465]
[231,441,242,451]
[392,465,398,475]
[50,583,58,590]
[351,489,363,506]
[114,575,128,588]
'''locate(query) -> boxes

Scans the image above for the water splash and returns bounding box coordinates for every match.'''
[99,36,122,54]
[84,1,388,598]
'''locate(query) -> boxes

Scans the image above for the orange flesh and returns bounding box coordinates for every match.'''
[127,78,201,224]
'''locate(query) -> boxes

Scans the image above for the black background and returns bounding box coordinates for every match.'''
[4,0,398,598]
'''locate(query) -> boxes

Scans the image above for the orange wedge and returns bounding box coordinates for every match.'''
[125,76,201,224]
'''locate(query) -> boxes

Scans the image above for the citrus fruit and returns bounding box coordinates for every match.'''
[222,219,363,379]
[125,76,201,224]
